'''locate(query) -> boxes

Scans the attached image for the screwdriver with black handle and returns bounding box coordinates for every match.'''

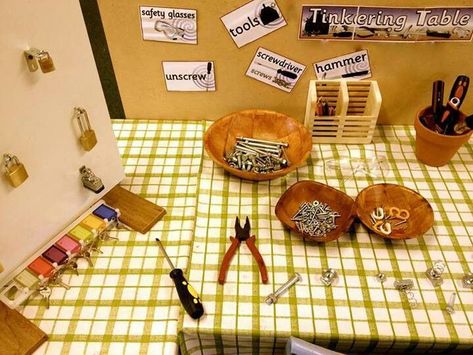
[155,238,204,319]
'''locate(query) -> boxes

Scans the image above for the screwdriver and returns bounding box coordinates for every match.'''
[155,238,204,319]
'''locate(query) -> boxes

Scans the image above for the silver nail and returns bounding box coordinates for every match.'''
[445,292,456,314]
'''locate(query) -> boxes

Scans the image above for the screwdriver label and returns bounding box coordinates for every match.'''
[314,50,371,80]
[246,47,306,93]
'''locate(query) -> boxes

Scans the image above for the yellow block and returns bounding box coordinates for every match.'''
[15,269,39,289]
[80,214,106,232]
[69,224,95,241]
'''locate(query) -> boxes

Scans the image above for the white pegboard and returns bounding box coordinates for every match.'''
[0,1,124,284]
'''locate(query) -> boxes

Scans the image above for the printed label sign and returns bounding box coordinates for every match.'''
[221,0,286,48]
[299,5,473,42]
[246,48,306,93]
[314,50,371,80]
[162,62,215,91]
[140,6,197,44]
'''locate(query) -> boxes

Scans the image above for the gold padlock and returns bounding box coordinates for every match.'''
[3,154,28,187]
[24,48,55,73]
[74,107,97,151]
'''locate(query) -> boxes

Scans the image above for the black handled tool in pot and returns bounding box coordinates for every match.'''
[155,238,204,319]
[448,75,469,107]
[431,80,444,121]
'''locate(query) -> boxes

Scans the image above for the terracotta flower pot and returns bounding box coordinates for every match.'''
[414,106,472,167]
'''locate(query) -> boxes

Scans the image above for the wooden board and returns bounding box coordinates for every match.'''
[0,0,124,285]
[0,301,48,355]
[103,186,166,234]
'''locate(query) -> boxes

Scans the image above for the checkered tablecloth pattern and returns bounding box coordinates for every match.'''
[22,121,203,355]
[18,121,472,354]
[181,123,473,354]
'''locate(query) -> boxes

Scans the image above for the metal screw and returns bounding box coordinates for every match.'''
[445,292,456,314]
[376,272,387,283]
[320,268,338,286]
[462,273,473,289]
[265,273,302,305]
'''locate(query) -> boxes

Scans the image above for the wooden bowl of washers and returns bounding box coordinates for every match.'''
[355,183,434,240]
[203,109,312,181]
[275,181,356,242]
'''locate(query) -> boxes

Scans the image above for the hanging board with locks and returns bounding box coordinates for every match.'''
[0,0,124,285]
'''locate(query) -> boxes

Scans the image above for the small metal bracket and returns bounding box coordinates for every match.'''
[24,48,55,73]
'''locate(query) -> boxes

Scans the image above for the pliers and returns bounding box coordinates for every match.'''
[218,217,268,285]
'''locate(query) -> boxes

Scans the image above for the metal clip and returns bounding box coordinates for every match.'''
[24,48,55,73]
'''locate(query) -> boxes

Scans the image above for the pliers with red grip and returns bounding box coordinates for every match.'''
[218,216,268,285]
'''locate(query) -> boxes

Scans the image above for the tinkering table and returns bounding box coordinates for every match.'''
[23,121,472,354]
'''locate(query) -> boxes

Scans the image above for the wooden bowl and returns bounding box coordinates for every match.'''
[355,183,434,240]
[203,109,312,181]
[275,181,356,242]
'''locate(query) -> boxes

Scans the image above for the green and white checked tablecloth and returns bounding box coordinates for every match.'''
[180,123,473,354]
[18,120,472,354]
[22,121,203,354]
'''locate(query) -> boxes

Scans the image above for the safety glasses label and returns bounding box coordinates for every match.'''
[140,6,197,44]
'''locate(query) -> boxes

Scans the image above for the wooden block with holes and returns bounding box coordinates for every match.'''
[304,79,382,144]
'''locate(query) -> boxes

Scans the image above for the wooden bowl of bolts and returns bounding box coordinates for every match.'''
[275,180,356,242]
[355,183,434,240]
[203,109,313,181]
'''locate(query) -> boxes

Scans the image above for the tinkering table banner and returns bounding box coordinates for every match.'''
[299,6,473,42]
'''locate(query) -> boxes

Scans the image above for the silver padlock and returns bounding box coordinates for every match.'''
[3,154,28,187]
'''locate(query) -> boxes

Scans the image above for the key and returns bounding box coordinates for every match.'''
[50,273,71,290]
[69,260,79,276]
[38,286,51,309]
[79,251,94,267]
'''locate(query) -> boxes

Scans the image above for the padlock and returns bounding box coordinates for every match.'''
[24,48,55,73]
[37,51,55,73]
[74,107,97,151]
[3,154,28,187]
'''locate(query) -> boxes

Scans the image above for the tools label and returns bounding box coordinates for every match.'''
[162,62,215,92]
[314,50,371,80]
[221,0,286,48]
[246,48,306,93]
[299,5,473,42]
[140,6,197,44]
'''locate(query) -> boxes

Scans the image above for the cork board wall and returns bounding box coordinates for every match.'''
[97,0,473,123]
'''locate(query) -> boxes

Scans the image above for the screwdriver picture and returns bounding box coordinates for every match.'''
[155,238,204,319]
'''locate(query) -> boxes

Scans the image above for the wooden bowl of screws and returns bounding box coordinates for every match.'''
[355,183,434,240]
[203,109,312,181]
[275,181,356,242]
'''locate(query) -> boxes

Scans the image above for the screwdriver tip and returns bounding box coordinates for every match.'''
[155,238,160,242]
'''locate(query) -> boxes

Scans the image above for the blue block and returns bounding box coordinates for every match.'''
[93,204,117,221]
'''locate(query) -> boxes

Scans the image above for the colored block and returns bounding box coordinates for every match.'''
[68,224,94,241]
[56,235,81,254]
[93,204,117,221]
[28,257,54,278]
[81,214,106,232]
[14,269,39,288]
[42,245,68,265]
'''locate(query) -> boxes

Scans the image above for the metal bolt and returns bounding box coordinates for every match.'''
[265,273,302,305]
[320,268,338,286]
[445,292,456,314]
[237,136,289,148]
[462,273,473,289]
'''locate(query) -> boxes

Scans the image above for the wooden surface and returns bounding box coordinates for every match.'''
[0,301,48,355]
[275,180,356,242]
[97,0,473,123]
[355,183,434,239]
[203,109,312,181]
[103,185,166,234]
